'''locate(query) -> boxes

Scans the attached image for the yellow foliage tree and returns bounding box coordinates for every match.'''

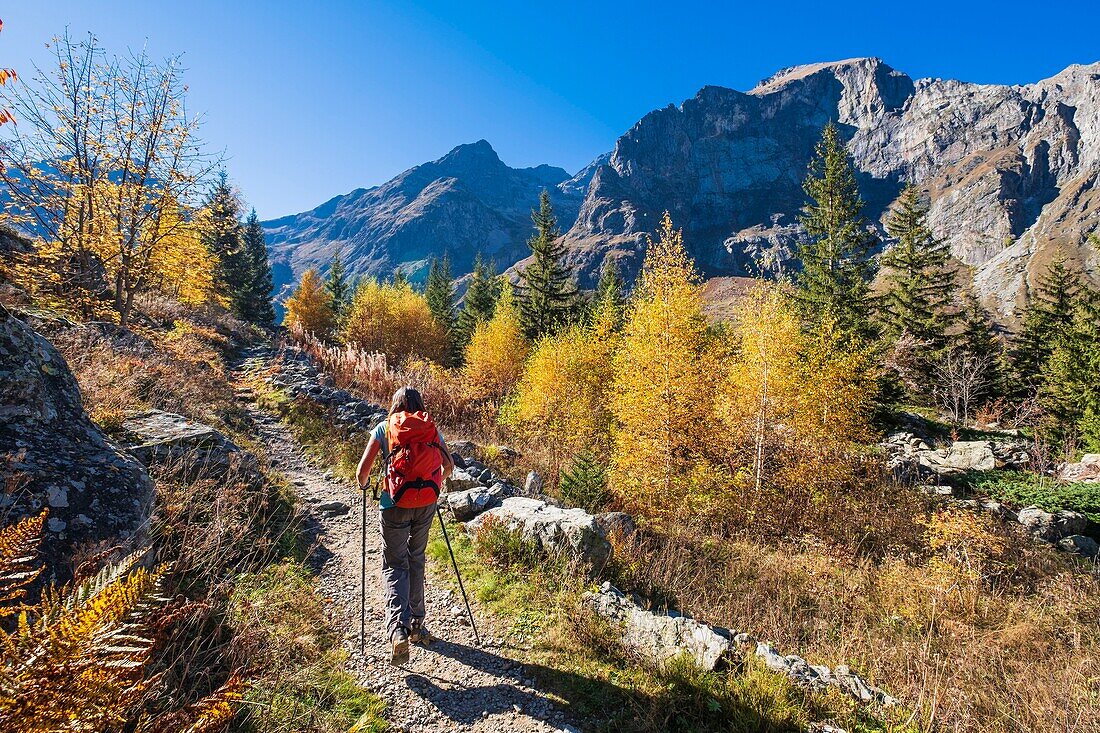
[464,282,529,402]
[283,268,335,338]
[609,213,720,520]
[341,278,446,364]
[502,302,619,476]
[720,282,878,520]
[147,200,222,307]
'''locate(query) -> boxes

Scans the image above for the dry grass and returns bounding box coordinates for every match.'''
[608,508,1100,733]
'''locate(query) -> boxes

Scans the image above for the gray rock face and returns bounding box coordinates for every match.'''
[465,497,612,568]
[1017,506,1089,543]
[582,582,737,671]
[561,58,1100,319]
[263,140,586,297]
[0,306,153,583]
[918,441,998,475]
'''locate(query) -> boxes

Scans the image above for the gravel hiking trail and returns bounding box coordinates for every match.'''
[234,352,578,733]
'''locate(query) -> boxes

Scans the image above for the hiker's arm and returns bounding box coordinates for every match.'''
[356,437,381,490]
[438,435,454,482]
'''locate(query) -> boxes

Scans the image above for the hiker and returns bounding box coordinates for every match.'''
[356,386,454,665]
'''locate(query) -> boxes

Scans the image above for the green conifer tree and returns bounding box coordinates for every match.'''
[558,451,611,513]
[202,171,248,315]
[796,122,878,339]
[424,254,457,362]
[392,266,409,289]
[454,254,499,354]
[517,190,578,340]
[325,248,351,317]
[880,185,958,346]
[591,256,626,328]
[1011,255,1081,392]
[1041,284,1100,449]
[239,209,276,327]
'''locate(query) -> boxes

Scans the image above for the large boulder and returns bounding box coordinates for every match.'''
[465,497,612,568]
[1057,534,1100,559]
[441,482,514,522]
[446,467,484,492]
[582,582,737,672]
[918,441,998,475]
[0,306,153,583]
[1017,506,1089,543]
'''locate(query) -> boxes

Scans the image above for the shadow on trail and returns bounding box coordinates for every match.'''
[407,638,640,731]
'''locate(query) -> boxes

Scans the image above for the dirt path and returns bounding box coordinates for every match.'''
[234,353,576,733]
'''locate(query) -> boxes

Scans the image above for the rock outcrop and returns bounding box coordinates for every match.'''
[561,58,1100,319]
[465,497,612,568]
[582,583,737,671]
[121,409,251,477]
[1059,454,1100,483]
[0,306,153,582]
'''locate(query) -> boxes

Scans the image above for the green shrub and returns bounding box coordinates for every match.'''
[558,451,612,513]
[962,470,1100,522]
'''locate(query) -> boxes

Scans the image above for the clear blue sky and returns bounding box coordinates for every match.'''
[4,1,1097,219]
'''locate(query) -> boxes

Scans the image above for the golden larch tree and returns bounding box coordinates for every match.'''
[464,282,529,402]
[341,279,446,363]
[283,268,335,338]
[610,213,720,520]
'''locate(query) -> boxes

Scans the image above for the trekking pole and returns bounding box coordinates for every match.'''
[435,504,480,646]
[360,465,384,654]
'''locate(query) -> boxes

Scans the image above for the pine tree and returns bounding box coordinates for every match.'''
[455,254,498,353]
[1041,284,1100,449]
[1011,255,1081,392]
[239,209,275,327]
[201,172,248,315]
[880,185,957,346]
[392,267,409,289]
[425,254,456,332]
[325,248,351,317]
[558,451,611,513]
[593,256,626,326]
[795,122,878,340]
[517,190,578,340]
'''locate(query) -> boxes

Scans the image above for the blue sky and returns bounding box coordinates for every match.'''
[3,1,1097,219]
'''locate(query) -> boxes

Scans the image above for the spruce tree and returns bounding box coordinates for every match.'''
[240,209,276,327]
[796,122,878,340]
[424,254,456,330]
[455,254,499,353]
[1011,255,1081,392]
[1041,284,1100,449]
[517,189,578,340]
[880,185,957,346]
[591,256,626,328]
[558,451,611,513]
[392,266,409,289]
[325,248,351,316]
[955,292,1004,403]
[202,171,248,314]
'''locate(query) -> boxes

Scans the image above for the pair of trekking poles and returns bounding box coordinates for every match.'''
[360,463,480,652]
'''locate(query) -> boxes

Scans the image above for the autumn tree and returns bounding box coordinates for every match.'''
[0,33,215,326]
[502,302,619,478]
[517,190,578,339]
[341,278,446,364]
[795,121,878,340]
[591,256,626,328]
[879,185,957,346]
[0,19,15,125]
[239,209,275,327]
[463,282,528,402]
[283,268,335,338]
[455,254,499,352]
[610,213,720,520]
[147,198,220,307]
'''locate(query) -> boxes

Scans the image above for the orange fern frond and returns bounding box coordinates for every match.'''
[0,510,47,614]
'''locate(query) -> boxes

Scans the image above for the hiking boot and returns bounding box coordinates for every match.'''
[390,626,410,666]
[409,618,432,646]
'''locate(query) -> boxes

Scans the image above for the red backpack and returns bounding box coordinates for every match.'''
[384,411,444,508]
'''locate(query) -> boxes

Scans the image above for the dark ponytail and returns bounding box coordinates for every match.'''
[389,386,426,415]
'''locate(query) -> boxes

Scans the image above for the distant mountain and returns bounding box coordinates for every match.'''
[560,58,1100,320]
[262,140,589,296]
[267,59,1100,321]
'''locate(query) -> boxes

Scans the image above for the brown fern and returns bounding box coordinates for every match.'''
[0,510,46,615]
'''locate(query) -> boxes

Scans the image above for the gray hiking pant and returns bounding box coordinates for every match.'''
[380,503,435,638]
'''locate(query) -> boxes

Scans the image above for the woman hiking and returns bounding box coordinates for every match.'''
[356,386,454,665]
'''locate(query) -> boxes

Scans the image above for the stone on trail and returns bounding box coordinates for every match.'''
[582,582,737,671]
[445,467,483,491]
[465,496,612,567]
